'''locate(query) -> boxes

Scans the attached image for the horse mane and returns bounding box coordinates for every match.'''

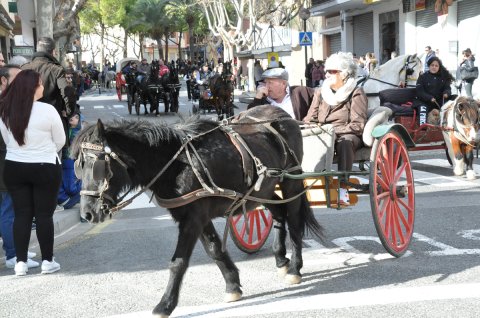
[70,116,218,159]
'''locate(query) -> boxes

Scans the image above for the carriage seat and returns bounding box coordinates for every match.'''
[301,106,392,172]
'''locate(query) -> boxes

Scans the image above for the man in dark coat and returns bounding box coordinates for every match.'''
[22,37,75,119]
[247,68,315,121]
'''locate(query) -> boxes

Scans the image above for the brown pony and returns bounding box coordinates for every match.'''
[209,61,235,120]
[441,96,480,179]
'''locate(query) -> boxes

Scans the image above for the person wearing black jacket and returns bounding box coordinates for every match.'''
[22,37,76,145]
[414,56,452,125]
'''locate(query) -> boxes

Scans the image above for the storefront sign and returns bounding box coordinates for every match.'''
[12,46,34,56]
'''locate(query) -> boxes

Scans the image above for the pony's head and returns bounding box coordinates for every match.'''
[452,96,480,143]
[71,120,132,223]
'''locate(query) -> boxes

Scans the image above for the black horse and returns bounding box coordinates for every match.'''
[71,105,324,318]
[209,61,235,120]
[137,60,163,115]
[160,65,181,113]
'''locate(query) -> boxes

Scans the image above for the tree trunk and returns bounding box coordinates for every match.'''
[123,32,128,58]
[100,23,105,71]
[164,31,169,63]
[188,23,194,62]
[177,32,183,61]
[37,0,54,39]
[155,36,164,61]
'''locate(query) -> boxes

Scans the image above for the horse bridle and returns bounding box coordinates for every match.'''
[76,142,129,212]
[400,55,419,84]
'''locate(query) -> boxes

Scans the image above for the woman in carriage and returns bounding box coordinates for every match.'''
[414,56,453,125]
[303,52,368,205]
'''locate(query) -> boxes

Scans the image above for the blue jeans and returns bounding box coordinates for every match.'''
[0,191,15,260]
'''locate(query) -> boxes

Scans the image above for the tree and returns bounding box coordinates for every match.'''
[79,0,131,69]
[133,0,172,61]
[199,0,308,58]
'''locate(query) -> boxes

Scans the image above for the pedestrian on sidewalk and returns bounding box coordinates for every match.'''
[457,48,476,98]
[57,111,83,209]
[0,65,39,270]
[0,69,65,276]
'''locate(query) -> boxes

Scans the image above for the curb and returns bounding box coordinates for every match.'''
[53,207,82,235]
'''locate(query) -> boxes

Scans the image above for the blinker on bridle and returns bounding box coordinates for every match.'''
[76,142,129,213]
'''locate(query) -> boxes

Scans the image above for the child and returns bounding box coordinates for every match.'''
[57,111,83,209]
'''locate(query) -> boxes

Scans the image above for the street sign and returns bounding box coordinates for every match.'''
[299,32,312,46]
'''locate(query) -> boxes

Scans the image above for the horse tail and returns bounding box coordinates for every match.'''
[299,193,325,240]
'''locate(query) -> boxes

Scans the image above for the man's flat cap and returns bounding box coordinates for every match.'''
[261,67,288,81]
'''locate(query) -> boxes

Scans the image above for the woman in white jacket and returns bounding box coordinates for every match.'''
[0,69,65,276]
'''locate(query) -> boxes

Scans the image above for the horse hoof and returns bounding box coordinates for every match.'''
[453,167,464,176]
[466,170,476,180]
[277,265,288,278]
[224,291,242,303]
[285,274,302,285]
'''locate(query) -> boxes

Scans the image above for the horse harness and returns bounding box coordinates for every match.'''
[76,117,304,220]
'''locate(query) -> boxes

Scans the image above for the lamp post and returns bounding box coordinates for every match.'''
[299,7,311,86]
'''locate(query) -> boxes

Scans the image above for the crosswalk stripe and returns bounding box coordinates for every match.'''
[93,105,104,109]
[113,105,124,108]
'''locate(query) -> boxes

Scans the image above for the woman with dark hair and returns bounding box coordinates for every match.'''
[0,69,65,276]
[415,56,453,125]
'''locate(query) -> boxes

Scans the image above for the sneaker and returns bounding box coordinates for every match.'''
[14,261,28,276]
[41,259,60,274]
[339,188,350,206]
[55,205,64,212]
[28,251,37,258]
[6,257,40,269]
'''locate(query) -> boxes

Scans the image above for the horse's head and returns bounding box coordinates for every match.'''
[452,97,480,144]
[71,120,132,223]
[150,60,160,82]
[399,54,423,85]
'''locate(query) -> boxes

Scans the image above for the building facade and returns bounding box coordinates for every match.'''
[311,0,479,96]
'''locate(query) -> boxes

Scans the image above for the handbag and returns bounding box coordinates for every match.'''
[460,66,479,80]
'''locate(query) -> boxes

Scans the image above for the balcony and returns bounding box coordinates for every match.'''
[311,0,383,17]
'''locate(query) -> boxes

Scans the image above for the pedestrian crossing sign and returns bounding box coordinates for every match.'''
[299,32,313,46]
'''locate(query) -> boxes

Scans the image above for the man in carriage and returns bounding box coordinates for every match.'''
[246,67,315,121]
[136,58,150,84]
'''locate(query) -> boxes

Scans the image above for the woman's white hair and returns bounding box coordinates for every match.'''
[324,52,357,79]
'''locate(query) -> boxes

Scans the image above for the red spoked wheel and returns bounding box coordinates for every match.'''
[370,131,415,257]
[229,207,273,254]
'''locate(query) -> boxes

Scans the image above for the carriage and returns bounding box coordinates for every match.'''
[116,57,140,114]
[192,62,236,119]
[71,54,479,318]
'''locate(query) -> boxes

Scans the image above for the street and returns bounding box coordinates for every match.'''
[1,79,480,318]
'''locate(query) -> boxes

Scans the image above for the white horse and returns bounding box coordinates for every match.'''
[358,54,424,109]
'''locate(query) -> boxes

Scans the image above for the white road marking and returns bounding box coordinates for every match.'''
[113,105,124,108]
[93,105,104,109]
[105,283,480,318]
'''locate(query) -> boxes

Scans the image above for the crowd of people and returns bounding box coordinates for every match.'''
[0,37,82,276]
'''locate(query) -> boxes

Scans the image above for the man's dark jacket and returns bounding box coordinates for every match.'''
[247,85,316,121]
[22,52,74,116]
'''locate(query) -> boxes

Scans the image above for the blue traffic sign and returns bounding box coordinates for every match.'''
[299,32,313,46]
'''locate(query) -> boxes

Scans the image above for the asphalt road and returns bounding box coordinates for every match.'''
[1,80,480,318]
